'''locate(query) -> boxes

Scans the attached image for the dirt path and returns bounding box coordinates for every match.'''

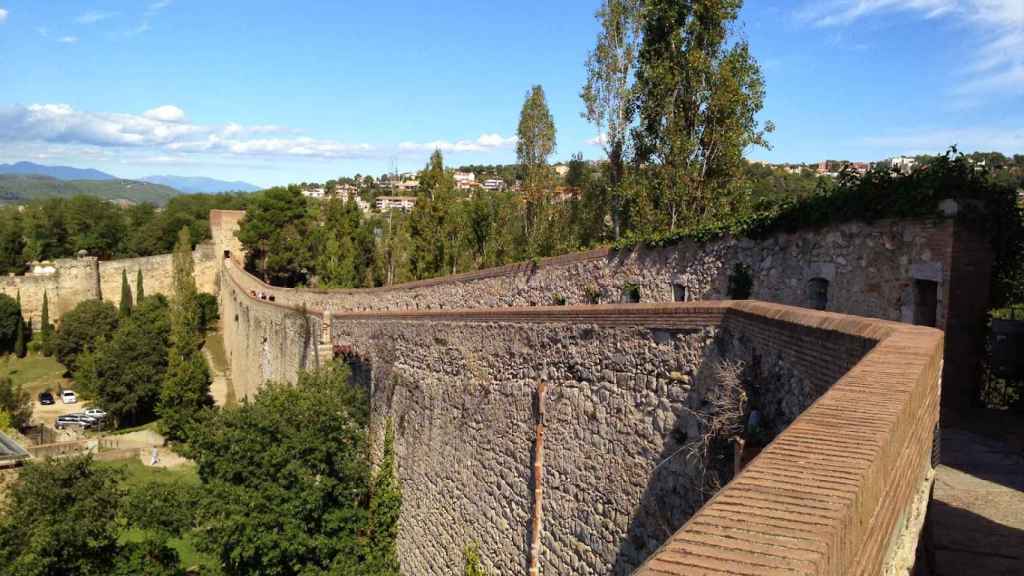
[922,412,1024,575]
[203,327,237,408]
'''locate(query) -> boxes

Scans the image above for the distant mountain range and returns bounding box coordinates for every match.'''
[0,174,180,205]
[0,162,261,204]
[140,175,260,193]
[0,161,116,181]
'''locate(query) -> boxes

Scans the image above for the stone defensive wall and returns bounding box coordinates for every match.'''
[218,258,943,575]
[0,243,220,327]
[211,208,987,413]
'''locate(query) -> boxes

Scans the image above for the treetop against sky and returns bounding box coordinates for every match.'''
[0,0,1020,186]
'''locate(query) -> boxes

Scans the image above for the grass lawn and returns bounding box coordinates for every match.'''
[0,352,67,395]
[97,459,221,573]
[95,457,200,488]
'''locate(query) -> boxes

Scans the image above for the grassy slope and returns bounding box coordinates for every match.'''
[0,174,180,205]
[0,352,68,396]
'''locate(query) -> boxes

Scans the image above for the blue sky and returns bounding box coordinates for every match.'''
[0,0,1020,187]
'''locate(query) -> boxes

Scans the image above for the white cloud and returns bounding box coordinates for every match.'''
[148,0,172,10]
[798,1,1024,98]
[77,10,118,24]
[0,103,377,160]
[0,8,8,23]
[143,105,187,123]
[798,0,958,27]
[398,133,516,153]
[586,133,608,146]
[58,36,79,44]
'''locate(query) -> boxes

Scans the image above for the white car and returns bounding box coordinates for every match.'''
[83,407,108,419]
[61,390,78,404]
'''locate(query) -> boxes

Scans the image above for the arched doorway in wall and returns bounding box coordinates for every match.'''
[807,278,830,311]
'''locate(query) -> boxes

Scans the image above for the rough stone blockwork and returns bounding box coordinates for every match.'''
[214,210,956,330]
[220,255,942,575]
[0,244,219,327]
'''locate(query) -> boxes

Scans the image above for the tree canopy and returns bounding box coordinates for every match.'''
[53,299,119,370]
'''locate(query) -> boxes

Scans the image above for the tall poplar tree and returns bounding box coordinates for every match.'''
[119,269,133,317]
[516,85,557,237]
[632,0,772,229]
[582,0,642,239]
[158,227,213,443]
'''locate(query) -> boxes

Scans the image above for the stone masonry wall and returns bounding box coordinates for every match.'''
[220,266,322,398]
[217,217,957,332]
[326,305,875,575]
[0,244,219,328]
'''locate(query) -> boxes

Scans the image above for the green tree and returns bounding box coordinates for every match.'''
[632,0,772,230]
[582,0,642,239]
[0,376,32,430]
[236,186,314,286]
[40,290,54,356]
[0,456,123,576]
[111,537,183,576]
[158,227,213,442]
[0,294,20,355]
[13,314,26,358]
[408,150,457,279]
[76,296,171,425]
[136,268,145,301]
[119,269,133,317]
[53,300,119,370]
[316,197,375,287]
[0,207,25,275]
[516,85,557,236]
[366,420,402,576]
[187,363,371,576]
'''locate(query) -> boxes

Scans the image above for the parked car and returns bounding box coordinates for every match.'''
[61,390,77,404]
[55,414,97,430]
[38,391,55,405]
[82,408,108,420]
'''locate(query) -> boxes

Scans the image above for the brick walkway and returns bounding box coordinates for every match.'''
[921,413,1024,575]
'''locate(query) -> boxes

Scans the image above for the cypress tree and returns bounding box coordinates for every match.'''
[158,227,212,443]
[14,315,25,358]
[136,269,145,302]
[119,269,133,317]
[41,291,53,357]
[366,420,402,576]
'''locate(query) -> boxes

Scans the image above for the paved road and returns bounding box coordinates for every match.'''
[923,415,1024,576]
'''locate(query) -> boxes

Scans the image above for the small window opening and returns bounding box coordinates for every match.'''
[913,279,938,327]
[672,283,689,303]
[223,250,231,259]
[807,278,829,311]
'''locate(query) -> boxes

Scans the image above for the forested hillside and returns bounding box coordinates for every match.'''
[0,174,181,205]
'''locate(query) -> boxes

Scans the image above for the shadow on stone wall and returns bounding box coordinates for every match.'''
[610,335,739,575]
